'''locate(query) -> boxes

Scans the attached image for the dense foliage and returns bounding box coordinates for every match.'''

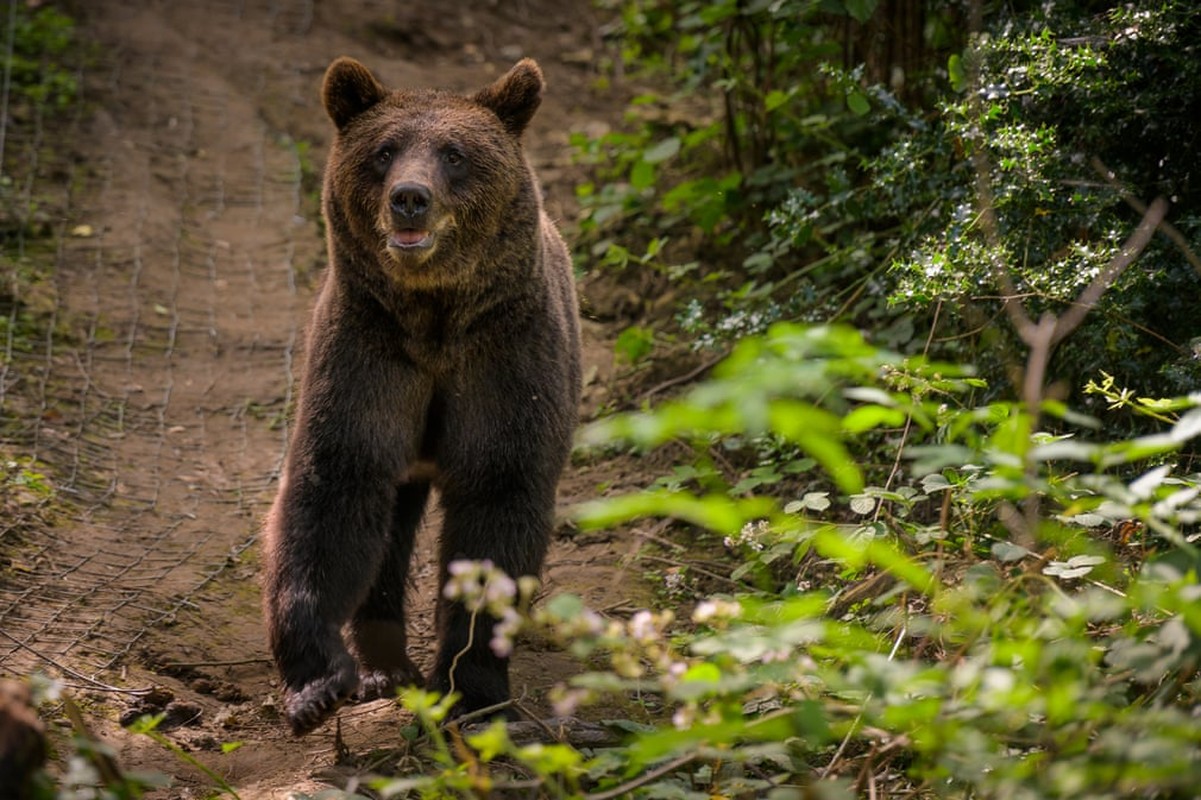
[579,0,1201,410]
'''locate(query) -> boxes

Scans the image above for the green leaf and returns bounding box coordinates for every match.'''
[948,53,967,92]
[1130,464,1171,499]
[674,662,723,700]
[765,89,790,112]
[615,325,654,365]
[642,136,681,164]
[842,405,907,433]
[920,473,953,493]
[516,742,585,776]
[545,593,585,620]
[466,720,512,762]
[785,491,831,514]
[573,490,774,536]
[847,91,870,116]
[630,158,655,189]
[1171,408,1201,443]
[1043,555,1105,580]
[843,0,878,23]
[848,495,876,515]
[991,541,1031,562]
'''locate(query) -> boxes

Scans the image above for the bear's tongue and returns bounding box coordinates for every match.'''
[390,230,429,247]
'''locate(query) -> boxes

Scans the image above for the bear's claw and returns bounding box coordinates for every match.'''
[355,661,424,702]
[284,668,358,736]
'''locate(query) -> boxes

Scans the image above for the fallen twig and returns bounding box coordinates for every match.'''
[585,752,697,800]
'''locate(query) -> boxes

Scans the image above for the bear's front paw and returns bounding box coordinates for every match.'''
[356,658,424,702]
[283,665,358,736]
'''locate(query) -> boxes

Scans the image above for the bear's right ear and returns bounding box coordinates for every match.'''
[322,57,388,130]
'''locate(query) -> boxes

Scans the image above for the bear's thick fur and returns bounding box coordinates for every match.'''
[262,57,581,736]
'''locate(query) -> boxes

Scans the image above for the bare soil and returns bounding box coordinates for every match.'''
[0,1,660,795]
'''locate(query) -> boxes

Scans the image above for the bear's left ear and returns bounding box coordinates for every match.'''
[473,58,544,138]
[323,57,389,130]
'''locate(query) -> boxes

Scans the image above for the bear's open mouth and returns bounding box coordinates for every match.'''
[387,229,433,251]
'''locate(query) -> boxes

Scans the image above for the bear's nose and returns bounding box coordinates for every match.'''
[389,182,432,219]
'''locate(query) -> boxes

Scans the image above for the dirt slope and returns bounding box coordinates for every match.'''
[0,1,645,795]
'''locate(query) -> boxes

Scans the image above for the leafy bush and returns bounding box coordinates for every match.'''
[577,1,1201,424]
[577,0,959,350]
[884,2,1201,407]
[0,4,78,114]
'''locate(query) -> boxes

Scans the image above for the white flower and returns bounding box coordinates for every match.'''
[628,610,657,642]
[693,598,742,624]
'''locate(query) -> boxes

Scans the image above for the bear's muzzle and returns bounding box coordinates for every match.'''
[385,182,437,255]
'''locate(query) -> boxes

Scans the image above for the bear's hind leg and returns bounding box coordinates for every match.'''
[349,481,430,701]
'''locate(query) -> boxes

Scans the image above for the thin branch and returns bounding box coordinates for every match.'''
[0,628,153,695]
[438,699,513,730]
[1051,196,1169,347]
[636,553,747,591]
[585,753,697,800]
[159,657,271,670]
[820,625,908,779]
[638,352,727,405]
[511,700,563,743]
[970,142,1035,338]
[1091,157,1201,278]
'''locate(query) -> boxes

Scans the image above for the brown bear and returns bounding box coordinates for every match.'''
[261,56,581,736]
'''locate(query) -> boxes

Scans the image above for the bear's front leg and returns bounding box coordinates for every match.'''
[261,302,427,736]
[425,341,577,718]
[428,483,555,718]
[262,460,399,735]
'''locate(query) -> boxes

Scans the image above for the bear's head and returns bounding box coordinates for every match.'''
[320,57,545,289]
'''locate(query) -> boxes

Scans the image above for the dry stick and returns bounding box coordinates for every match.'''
[970,148,1035,339]
[1021,198,1166,540]
[511,701,563,744]
[819,624,909,779]
[1090,157,1201,278]
[585,752,697,800]
[638,351,727,405]
[0,628,153,695]
[446,605,479,701]
[636,553,745,591]
[634,517,685,552]
[439,699,514,730]
[159,657,271,670]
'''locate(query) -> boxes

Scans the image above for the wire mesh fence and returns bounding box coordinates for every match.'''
[0,0,321,691]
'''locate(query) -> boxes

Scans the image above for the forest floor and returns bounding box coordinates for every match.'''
[0,1,666,795]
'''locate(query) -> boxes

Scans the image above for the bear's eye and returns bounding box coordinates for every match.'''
[376,147,393,166]
[443,148,464,167]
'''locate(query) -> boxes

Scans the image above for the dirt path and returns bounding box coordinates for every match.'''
[0,1,642,795]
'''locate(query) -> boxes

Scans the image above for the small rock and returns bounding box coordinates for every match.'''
[158,701,203,730]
